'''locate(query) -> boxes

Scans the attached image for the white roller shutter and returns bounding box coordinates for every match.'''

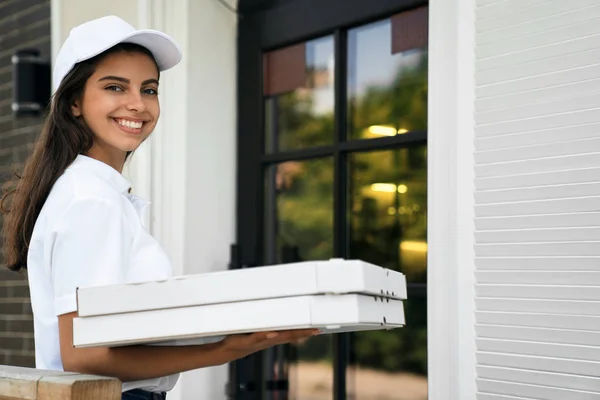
[475,0,600,398]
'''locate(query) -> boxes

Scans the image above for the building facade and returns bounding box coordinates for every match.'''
[0,0,50,369]
[1,0,599,399]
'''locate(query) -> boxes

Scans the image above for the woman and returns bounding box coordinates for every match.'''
[1,16,317,400]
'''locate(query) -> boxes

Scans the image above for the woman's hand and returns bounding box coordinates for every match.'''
[219,329,320,362]
[59,311,320,382]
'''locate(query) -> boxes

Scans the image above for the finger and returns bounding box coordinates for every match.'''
[281,329,320,341]
[237,329,319,352]
[258,329,317,342]
[276,329,319,338]
[266,331,319,347]
[229,332,274,347]
[253,331,281,343]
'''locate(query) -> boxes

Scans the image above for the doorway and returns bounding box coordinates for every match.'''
[233,1,429,399]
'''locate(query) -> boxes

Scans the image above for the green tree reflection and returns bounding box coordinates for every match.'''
[272,50,428,375]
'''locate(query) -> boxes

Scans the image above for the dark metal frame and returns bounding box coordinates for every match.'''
[233,0,428,399]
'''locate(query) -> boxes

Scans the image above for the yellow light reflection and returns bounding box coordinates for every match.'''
[367,125,397,136]
[370,183,397,193]
[366,125,410,136]
[397,184,408,194]
[400,241,428,253]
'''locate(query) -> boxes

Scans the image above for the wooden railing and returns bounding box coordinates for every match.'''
[0,365,121,400]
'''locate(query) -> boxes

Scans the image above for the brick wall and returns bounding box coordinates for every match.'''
[0,0,51,368]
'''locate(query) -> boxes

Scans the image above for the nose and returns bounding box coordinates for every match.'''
[125,91,147,113]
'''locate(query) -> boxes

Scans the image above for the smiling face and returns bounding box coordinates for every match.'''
[71,50,160,171]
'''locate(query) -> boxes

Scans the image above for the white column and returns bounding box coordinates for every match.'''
[179,0,237,398]
[135,0,190,278]
[135,0,237,399]
[427,0,476,399]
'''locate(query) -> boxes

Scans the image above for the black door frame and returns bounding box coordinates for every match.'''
[232,1,428,399]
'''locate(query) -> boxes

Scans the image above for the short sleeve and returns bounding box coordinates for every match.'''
[51,197,132,316]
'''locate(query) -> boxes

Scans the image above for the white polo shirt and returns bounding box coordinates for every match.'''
[27,154,179,393]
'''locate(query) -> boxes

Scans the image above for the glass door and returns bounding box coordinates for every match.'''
[262,35,336,400]
[234,1,428,399]
[345,16,428,400]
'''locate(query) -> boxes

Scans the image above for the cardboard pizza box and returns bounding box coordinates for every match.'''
[75,259,406,318]
[73,293,404,348]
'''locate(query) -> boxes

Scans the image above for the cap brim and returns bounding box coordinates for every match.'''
[120,29,182,71]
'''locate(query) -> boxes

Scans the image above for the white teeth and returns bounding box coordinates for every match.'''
[116,119,143,129]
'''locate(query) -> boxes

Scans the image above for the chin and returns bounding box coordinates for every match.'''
[122,136,147,150]
[113,143,142,154]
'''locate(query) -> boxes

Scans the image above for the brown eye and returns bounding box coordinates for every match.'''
[105,85,124,92]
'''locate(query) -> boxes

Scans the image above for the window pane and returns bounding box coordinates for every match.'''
[264,157,334,264]
[288,336,334,400]
[347,17,428,141]
[347,147,428,399]
[262,337,334,400]
[264,157,334,399]
[349,147,427,283]
[348,298,428,400]
[264,36,335,153]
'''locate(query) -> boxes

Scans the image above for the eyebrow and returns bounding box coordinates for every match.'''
[98,76,159,86]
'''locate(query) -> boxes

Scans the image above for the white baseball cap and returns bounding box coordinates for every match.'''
[53,15,182,90]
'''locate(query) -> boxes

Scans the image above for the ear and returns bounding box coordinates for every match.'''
[71,100,82,117]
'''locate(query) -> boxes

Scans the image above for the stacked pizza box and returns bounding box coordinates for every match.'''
[72,259,407,348]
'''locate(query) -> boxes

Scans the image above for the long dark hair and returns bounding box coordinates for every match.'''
[1,43,158,272]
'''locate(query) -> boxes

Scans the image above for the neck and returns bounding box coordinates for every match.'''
[85,145,127,173]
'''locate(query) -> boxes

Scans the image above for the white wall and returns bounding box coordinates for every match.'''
[184,0,237,277]
[473,0,600,398]
[51,0,138,65]
[51,0,237,399]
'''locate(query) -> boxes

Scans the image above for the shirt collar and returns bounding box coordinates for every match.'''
[69,154,132,195]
